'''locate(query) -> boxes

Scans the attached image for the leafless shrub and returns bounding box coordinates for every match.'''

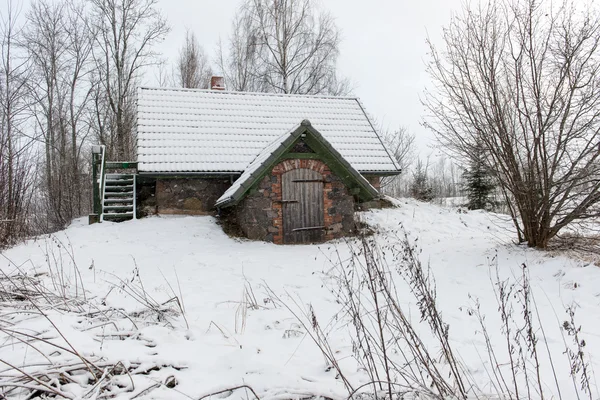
[466,261,555,400]
[563,306,593,398]
[337,234,467,399]
[235,280,261,334]
[105,263,186,329]
[276,231,597,400]
[269,235,466,399]
[424,0,600,248]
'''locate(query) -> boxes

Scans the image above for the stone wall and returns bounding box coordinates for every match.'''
[152,178,232,215]
[136,164,371,244]
[364,175,381,191]
[234,159,356,244]
[136,177,157,217]
[357,175,387,210]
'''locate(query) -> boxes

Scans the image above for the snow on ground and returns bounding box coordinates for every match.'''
[1,199,599,399]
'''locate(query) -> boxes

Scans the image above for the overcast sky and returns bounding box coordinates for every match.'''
[155,0,465,156]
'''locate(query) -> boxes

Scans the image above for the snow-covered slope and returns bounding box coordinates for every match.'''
[1,200,599,399]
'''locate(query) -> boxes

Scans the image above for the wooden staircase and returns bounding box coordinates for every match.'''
[102,173,136,222]
[90,145,138,224]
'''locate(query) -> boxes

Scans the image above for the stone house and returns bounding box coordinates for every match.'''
[131,86,400,244]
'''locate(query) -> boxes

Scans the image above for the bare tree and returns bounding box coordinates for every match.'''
[384,126,416,173]
[381,126,415,196]
[219,0,350,95]
[176,30,212,89]
[216,8,264,92]
[88,0,169,159]
[154,58,172,87]
[423,0,600,248]
[24,0,94,230]
[0,0,35,247]
[429,156,461,199]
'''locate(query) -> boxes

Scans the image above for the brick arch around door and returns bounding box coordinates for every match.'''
[233,158,356,244]
[272,159,355,244]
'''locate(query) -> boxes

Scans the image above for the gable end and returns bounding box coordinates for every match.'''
[215,121,379,208]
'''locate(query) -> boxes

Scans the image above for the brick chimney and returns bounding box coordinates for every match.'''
[210,76,225,91]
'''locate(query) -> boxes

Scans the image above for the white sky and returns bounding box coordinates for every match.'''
[155,0,464,156]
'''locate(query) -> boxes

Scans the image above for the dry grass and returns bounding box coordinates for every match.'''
[548,234,600,266]
[275,231,598,400]
[0,238,188,399]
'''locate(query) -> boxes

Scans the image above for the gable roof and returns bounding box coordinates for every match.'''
[136,87,400,174]
[215,120,380,208]
[215,120,379,208]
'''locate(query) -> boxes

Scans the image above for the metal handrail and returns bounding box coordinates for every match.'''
[132,174,137,220]
[98,145,107,222]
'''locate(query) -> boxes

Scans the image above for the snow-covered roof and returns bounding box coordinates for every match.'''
[215,121,379,208]
[215,128,293,208]
[136,88,400,174]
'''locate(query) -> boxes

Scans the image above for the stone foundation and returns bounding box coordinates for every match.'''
[136,168,381,244]
[153,178,232,215]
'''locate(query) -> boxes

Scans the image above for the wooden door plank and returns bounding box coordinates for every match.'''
[282,168,324,244]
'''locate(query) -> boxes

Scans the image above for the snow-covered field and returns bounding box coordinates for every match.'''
[1,199,599,399]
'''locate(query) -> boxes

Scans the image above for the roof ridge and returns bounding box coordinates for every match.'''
[138,86,359,101]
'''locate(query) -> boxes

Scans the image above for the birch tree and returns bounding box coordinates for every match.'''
[423,0,600,248]
[220,0,350,95]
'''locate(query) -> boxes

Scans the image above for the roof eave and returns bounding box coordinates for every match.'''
[302,124,379,201]
[361,170,402,176]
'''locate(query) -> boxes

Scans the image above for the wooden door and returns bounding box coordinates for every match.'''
[282,168,325,244]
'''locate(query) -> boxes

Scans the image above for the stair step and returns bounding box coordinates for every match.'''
[103,212,134,220]
[106,173,134,179]
[103,205,133,211]
[105,179,134,185]
[100,171,135,222]
[104,198,134,204]
[105,185,133,192]
[104,191,134,197]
